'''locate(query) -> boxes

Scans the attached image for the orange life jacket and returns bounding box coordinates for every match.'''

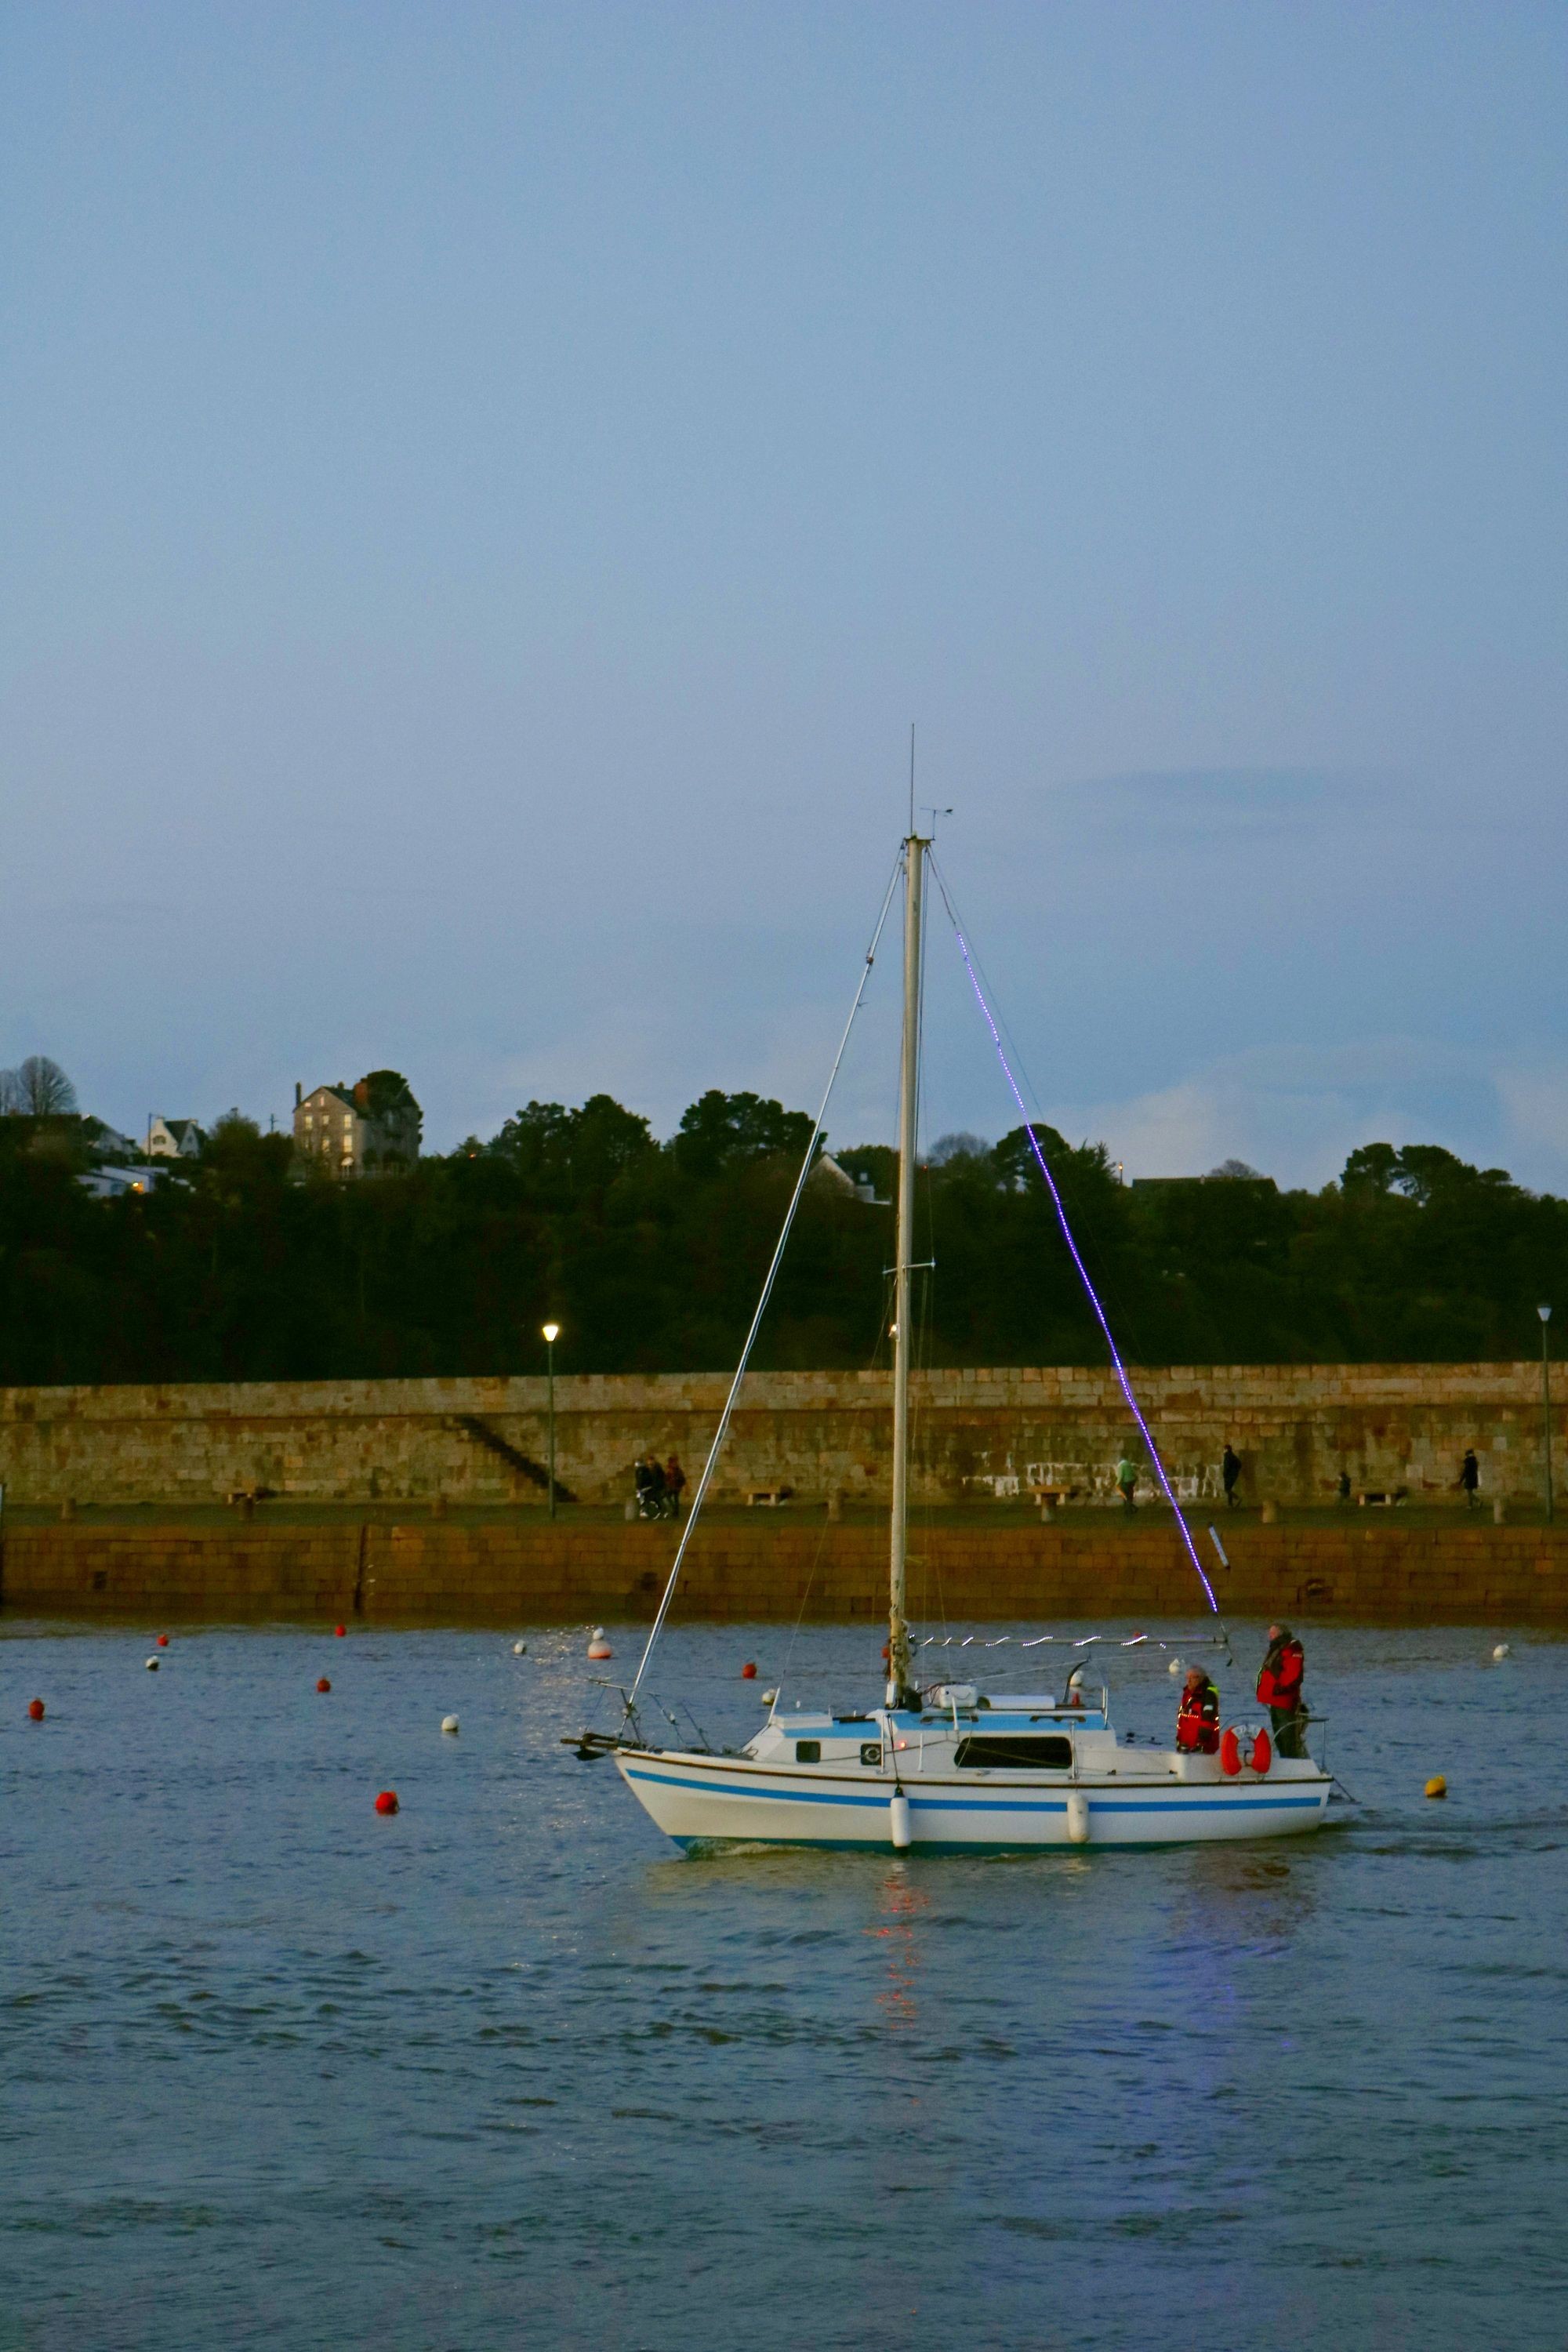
[1176,1680,1220,1754]
[1257,1639,1305,1710]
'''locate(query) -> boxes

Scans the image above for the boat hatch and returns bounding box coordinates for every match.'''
[953,1733,1073,1769]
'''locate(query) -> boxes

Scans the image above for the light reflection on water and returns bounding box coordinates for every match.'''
[1,1617,1564,2350]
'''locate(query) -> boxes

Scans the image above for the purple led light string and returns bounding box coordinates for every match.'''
[936,874,1220,1617]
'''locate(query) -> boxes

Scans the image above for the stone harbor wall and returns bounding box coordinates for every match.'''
[0,1363,1560,1509]
[4,1519,1565,1625]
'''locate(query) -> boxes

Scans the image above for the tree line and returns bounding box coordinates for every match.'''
[1,1083,1565,1385]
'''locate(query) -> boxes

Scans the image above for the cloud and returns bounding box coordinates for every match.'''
[1043,765,1396,846]
[1495,1065,1568,1170]
[1051,1036,1568,1192]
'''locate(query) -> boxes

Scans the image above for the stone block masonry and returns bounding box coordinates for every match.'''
[0,1365,1562,1509]
[4,1521,1565,1625]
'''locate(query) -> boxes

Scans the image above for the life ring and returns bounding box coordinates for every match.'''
[1220,1724,1272,1777]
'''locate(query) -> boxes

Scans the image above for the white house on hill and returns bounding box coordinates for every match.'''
[147,1116,205,1159]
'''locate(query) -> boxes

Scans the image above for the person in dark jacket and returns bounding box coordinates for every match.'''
[1458,1449,1480,1511]
[1175,1666,1221,1755]
[1221,1443,1243,1509]
[633,1453,665,1518]
[1257,1623,1306,1757]
[663,1456,687,1519]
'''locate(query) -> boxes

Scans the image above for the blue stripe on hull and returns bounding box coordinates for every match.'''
[669,1836,1319,1853]
[623,1765,1325,1817]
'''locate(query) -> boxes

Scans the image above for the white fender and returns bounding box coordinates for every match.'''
[889,1790,912,1851]
[1065,1790,1091,1844]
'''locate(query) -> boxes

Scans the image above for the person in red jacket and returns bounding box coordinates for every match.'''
[1175,1666,1221,1755]
[1257,1623,1306,1757]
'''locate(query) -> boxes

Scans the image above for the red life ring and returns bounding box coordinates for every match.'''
[1220,1724,1273,1777]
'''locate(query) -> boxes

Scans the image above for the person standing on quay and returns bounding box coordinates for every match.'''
[1257,1624,1307,1758]
[1221,1443,1243,1509]
[1458,1449,1480,1511]
[663,1456,687,1519]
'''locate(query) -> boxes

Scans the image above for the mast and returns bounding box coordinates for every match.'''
[887,830,925,1709]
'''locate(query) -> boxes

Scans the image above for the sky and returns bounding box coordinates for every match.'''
[2,1,1566,1188]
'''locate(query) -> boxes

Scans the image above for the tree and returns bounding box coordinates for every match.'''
[672,1091,815,1179]
[489,1095,655,1196]
[354,1069,420,1120]
[2,1056,77,1116]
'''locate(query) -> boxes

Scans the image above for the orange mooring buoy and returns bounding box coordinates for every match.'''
[375,1789,398,1814]
[27,1698,45,1722]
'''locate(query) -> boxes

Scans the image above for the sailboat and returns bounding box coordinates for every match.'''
[578,829,1333,1852]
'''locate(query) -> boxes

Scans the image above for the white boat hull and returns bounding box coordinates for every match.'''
[616,1747,1332,1851]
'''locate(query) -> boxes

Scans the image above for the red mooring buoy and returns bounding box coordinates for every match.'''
[317,1677,332,1693]
[334,1624,347,1638]
[374,1789,398,1815]
[741,1661,757,1679]
[156,1634,169,1647]
[27,1698,45,1722]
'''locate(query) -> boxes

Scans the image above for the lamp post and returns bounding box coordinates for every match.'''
[542,1323,561,1520]
[1539,1305,1554,1525]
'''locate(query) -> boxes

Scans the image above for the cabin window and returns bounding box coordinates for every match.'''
[795,1740,821,1763]
[953,1734,1073,1769]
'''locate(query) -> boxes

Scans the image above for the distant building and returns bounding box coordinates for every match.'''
[813,1152,880,1204]
[147,1116,205,1160]
[80,1163,166,1200]
[293,1071,422,1178]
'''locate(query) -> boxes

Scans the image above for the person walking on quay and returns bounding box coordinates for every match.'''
[1116,1455,1139,1513]
[1257,1623,1307,1759]
[1458,1448,1481,1511]
[663,1456,687,1519]
[1221,1443,1243,1510]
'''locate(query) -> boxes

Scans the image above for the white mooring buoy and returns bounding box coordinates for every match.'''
[512,1641,528,1656]
[586,1627,612,1661]
[1492,1642,1510,1661]
[441,1715,459,1735]
[1168,1657,1183,1675]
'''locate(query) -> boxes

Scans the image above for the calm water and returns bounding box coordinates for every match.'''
[2,1617,1564,2352]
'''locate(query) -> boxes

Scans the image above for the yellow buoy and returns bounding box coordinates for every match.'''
[1425,1775,1447,1799]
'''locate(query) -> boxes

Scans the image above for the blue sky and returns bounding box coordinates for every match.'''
[3,2,1566,1186]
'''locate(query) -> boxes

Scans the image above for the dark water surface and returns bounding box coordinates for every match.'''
[3,1619,1564,2352]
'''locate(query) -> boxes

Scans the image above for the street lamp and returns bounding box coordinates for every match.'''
[1538,1305,1553,1525]
[542,1323,561,1520]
